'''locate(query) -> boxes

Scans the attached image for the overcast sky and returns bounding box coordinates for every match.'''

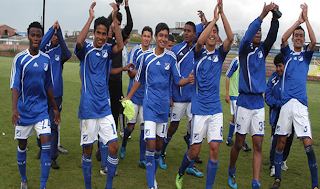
[2,0,320,48]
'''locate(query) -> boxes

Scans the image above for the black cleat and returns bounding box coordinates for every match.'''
[194,155,203,164]
[51,159,60,169]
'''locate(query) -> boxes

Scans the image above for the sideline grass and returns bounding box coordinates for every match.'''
[1,55,320,188]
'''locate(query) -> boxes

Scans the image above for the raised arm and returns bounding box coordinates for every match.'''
[55,23,71,63]
[76,2,96,51]
[122,0,133,41]
[281,10,304,48]
[40,22,55,51]
[110,3,124,53]
[195,3,219,52]
[302,3,316,51]
[219,0,233,52]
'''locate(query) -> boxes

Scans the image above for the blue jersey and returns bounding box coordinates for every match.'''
[10,50,53,126]
[191,45,229,115]
[127,44,148,105]
[40,27,71,98]
[135,48,182,123]
[265,71,282,126]
[237,17,279,109]
[225,57,239,100]
[75,41,116,119]
[281,44,313,107]
[170,41,195,102]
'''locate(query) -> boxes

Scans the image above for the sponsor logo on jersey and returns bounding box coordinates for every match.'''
[213,55,219,62]
[55,54,60,61]
[33,62,38,67]
[83,134,88,142]
[43,63,48,71]
[194,133,199,140]
[156,61,161,66]
[299,56,303,61]
[258,51,263,58]
[145,129,150,136]
[164,63,170,70]
[16,129,21,137]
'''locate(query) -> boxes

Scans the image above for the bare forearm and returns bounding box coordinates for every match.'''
[12,88,19,111]
[77,17,94,50]
[195,19,218,52]
[221,12,233,51]
[110,67,124,75]
[46,88,58,111]
[305,20,316,50]
[282,20,301,47]
[126,81,141,99]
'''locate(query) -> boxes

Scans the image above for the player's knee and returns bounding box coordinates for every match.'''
[253,142,262,152]
[109,141,119,156]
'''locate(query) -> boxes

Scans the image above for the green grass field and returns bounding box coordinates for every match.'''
[1,55,320,189]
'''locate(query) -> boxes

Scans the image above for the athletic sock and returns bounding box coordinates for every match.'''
[187,159,195,168]
[274,150,283,180]
[178,150,192,174]
[40,142,51,189]
[106,154,119,189]
[160,136,172,156]
[227,121,235,143]
[140,126,146,161]
[305,145,319,188]
[146,149,155,188]
[206,159,218,189]
[17,145,27,182]
[100,141,108,169]
[82,154,92,189]
[122,127,133,148]
[252,179,261,189]
[243,140,247,145]
[228,166,236,176]
[154,150,161,174]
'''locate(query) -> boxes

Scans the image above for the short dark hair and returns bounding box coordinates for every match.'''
[274,53,284,65]
[185,21,196,33]
[142,26,153,36]
[94,16,110,32]
[27,21,44,35]
[292,25,305,38]
[117,12,123,23]
[168,34,175,42]
[155,23,169,36]
[204,22,219,34]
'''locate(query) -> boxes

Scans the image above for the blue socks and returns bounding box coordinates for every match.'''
[179,150,192,174]
[274,150,283,180]
[106,154,119,189]
[146,149,155,188]
[82,154,92,189]
[154,150,161,174]
[17,146,27,182]
[140,126,146,161]
[227,121,235,143]
[122,127,133,148]
[160,136,172,156]
[228,166,236,176]
[305,145,319,188]
[252,179,261,189]
[40,142,51,189]
[206,158,218,189]
[100,141,108,169]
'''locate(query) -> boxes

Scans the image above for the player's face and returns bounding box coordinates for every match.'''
[141,31,152,49]
[93,24,108,48]
[166,40,174,50]
[292,29,305,50]
[184,24,196,44]
[205,26,218,47]
[155,30,168,50]
[276,63,284,77]
[252,28,262,46]
[51,30,58,47]
[28,27,43,51]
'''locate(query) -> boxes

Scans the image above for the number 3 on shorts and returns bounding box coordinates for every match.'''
[259,121,265,131]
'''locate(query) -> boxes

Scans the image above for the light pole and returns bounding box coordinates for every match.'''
[42,0,45,30]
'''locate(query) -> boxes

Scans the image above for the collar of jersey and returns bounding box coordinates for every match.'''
[153,48,166,57]
[27,48,40,58]
[206,48,216,55]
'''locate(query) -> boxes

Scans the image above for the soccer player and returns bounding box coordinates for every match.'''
[11,21,60,189]
[265,53,294,177]
[271,4,318,189]
[121,22,194,189]
[175,0,233,188]
[119,26,153,169]
[225,56,251,151]
[158,21,204,177]
[75,2,132,189]
[39,20,72,169]
[166,34,175,50]
[228,2,279,189]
